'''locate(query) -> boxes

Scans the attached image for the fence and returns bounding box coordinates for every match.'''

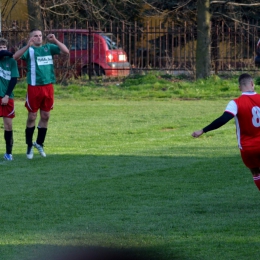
[1,19,260,80]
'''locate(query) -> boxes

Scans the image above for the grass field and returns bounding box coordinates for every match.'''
[1,75,260,259]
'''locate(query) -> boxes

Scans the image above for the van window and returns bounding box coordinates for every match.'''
[64,33,89,50]
[101,33,120,50]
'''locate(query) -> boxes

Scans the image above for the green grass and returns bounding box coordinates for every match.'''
[1,74,260,259]
[43,72,260,101]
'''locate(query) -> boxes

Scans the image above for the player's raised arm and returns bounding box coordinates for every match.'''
[46,34,69,55]
[13,37,35,60]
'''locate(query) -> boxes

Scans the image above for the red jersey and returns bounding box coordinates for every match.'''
[225,92,260,150]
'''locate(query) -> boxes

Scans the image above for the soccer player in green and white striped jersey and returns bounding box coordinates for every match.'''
[0,38,19,160]
[14,29,69,159]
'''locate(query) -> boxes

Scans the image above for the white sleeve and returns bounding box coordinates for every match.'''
[225,100,237,116]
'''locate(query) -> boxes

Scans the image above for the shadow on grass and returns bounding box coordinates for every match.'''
[0,149,256,260]
[8,245,187,260]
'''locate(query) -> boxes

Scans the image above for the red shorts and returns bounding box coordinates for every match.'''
[25,84,54,113]
[0,98,15,118]
[240,148,260,169]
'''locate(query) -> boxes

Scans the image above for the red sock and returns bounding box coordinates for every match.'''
[253,175,260,190]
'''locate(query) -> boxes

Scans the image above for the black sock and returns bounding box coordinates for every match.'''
[4,130,13,154]
[25,126,35,147]
[36,127,47,146]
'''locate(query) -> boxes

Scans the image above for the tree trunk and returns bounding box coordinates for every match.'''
[27,0,43,31]
[196,0,211,79]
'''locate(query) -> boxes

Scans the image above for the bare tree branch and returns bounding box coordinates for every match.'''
[210,1,260,6]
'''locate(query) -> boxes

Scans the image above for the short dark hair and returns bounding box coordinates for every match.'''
[0,38,8,46]
[238,73,252,86]
[30,28,41,33]
[29,29,42,37]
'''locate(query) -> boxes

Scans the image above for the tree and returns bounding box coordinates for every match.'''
[39,0,143,29]
[196,0,211,79]
[4,0,260,79]
[193,0,260,79]
[143,0,260,78]
[27,0,43,30]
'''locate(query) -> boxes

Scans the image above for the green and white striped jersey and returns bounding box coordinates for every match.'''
[0,56,19,98]
[21,44,60,86]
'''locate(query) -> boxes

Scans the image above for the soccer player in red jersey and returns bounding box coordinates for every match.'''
[192,73,260,191]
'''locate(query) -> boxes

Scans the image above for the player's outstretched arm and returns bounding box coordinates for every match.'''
[191,112,234,138]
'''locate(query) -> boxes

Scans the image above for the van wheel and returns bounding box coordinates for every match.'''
[93,64,105,76]
[82,65,105,76]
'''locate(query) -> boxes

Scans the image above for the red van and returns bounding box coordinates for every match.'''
[50,29,131,77]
